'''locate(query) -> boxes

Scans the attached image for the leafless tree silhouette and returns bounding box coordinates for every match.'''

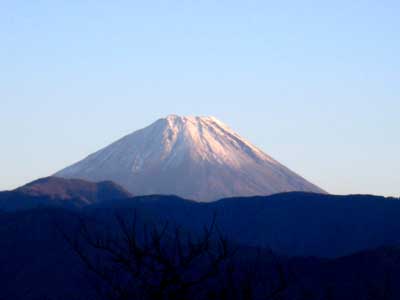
[63,212,289,300]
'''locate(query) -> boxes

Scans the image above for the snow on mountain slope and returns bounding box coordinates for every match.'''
[55,115,325,201]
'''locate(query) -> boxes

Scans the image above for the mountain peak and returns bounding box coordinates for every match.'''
[163,114,221,126]
[165,114,218,120]
[55,115,325,201]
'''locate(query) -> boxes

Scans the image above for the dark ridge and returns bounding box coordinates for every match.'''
[17,176,131,201]
[0,177,132,211]
[88,192,400,257]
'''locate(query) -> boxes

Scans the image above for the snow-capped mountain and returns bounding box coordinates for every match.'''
[55,115,324,201]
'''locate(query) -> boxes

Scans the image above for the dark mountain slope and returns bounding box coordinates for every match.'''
[0,208,93,300]
[1,188,399,257]
[0,177,131,211]
[18,176,131,201]
[88,192,400,257]
[1,206,400,300]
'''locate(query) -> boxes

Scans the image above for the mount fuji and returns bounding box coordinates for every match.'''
[55,115,324,201]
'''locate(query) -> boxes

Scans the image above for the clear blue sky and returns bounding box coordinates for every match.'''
[1,1,399,196]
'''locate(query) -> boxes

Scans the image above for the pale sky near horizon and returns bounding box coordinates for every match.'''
[1,1,399,196]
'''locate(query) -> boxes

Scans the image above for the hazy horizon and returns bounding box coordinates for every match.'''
[1,1,399,197]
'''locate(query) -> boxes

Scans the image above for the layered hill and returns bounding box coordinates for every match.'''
[89,192,400,257]
[1,203,400,300]
[17,176,131,202]
[0,177,131,211]
[2,179,398,257]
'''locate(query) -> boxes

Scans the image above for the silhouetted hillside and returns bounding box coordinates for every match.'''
[0,208,91,299]
[1,206,400,300]
[0,177,131,211]
[2,186,400,299]
[89,192,400,257]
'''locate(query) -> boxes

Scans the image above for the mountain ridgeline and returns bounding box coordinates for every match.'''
[0,182,400,300]
[55,115,324,201]
[1,177,399,257]
[95,192,400,258]
[0,177,131,211]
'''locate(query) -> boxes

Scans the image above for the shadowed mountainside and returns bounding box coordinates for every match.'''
[0,207,400,300]
[1,179,399,257]
[0,177,131,211]
[89,192,400,257]
[1,180,400,299]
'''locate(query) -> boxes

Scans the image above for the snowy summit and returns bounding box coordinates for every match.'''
[55,115,324,201]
